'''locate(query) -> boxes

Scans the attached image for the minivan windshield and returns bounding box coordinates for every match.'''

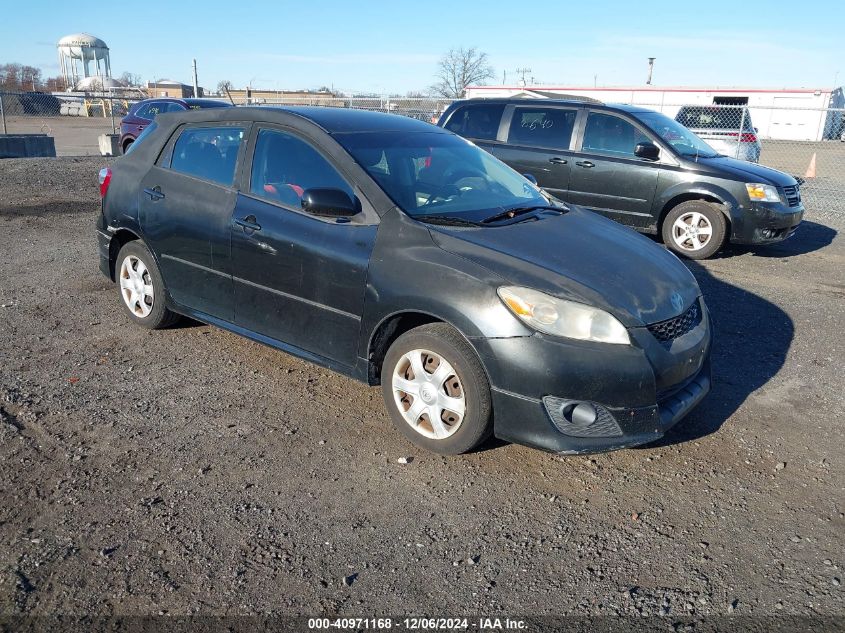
[633,111,721,159]
[337,131,553,220]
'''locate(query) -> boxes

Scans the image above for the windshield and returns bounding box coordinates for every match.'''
[336,131,551,219]
[634,111,720,158]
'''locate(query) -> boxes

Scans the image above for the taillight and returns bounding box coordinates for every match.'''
[740,132,757,143]
[98,167,112,198]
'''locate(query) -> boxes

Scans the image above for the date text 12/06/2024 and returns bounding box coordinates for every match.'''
[308,618,528,630]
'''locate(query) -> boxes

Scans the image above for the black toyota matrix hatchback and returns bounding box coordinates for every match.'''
[96,107,711,455]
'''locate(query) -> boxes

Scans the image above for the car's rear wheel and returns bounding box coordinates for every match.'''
[662,200,727,260]
[122,139,133,154]
[116,241,179,329]
[381,323,492,455]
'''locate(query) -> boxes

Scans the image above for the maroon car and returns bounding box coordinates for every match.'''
[119,98,232,154]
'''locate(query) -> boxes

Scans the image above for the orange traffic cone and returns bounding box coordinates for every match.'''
[804,152,817,178]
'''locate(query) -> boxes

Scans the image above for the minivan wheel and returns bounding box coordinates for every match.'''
[122,139,133,154]
[381,323,492,455]
[116,241,179,329]
[662,200,727,260]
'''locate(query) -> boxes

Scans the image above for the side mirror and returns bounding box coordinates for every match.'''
[301,188,359,217]
[522,173,538,185]
[634,142,660,161]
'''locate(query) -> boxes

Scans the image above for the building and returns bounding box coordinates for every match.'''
[146,80,203,98]
[221,88,338,105]
[464,85,845,141]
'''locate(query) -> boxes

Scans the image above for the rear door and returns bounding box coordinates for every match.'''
[139,122,248,321]
[229,126,378,367]
[490,104,579,200]
[567,110,661,229]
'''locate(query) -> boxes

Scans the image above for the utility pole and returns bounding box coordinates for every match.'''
[192,59,199,97]
[515,67,532,87]
[646,57,656,85]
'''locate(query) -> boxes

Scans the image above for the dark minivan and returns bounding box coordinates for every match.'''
[97,106,711,456]
[439,99,803,259]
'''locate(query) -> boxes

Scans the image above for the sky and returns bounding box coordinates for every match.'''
[1,0,841,94]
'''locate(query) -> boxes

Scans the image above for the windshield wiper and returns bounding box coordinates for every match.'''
[481,205,563,224]
[415,215,480,227]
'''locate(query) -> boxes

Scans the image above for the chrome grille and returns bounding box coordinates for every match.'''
[647,302,701,345]
[782,184,801,207]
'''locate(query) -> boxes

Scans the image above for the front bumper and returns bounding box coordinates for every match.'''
[730,201,803,245]
[473,299,712,454]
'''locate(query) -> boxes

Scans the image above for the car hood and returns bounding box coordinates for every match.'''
[428,207,700,327]
[692,155,797,186]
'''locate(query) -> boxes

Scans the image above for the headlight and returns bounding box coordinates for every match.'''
[745,183,783,203]
[497,286,630,345]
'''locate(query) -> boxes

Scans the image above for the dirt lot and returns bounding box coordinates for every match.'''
[0,158,843,625]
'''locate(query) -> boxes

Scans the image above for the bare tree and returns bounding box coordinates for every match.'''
[217,79,233,94]
[118,71,142,87]
[430,47,494,99]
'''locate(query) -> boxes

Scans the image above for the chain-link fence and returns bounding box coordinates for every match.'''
[2,90,843,223]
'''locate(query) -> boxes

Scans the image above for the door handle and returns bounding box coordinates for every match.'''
[143,186,165,200]
[548,157,568,164]
[575,161,595,168]
[234,215,262,232]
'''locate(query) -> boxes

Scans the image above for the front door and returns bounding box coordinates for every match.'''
[491,105,579,200]
[230,127,378,367]
[568,111,661,229]
[139,123,247,321]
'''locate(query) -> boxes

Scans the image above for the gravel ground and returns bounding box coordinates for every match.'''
[0,158,843,625]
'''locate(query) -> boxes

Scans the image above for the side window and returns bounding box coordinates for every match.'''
[507,107,577,149]
[581,112,649,157]
[134,103,151,119]
[445,103,505,141]
[249,129,353,207]
[165,102,186,113]
[145,102,166,119]
[170,126,245,186]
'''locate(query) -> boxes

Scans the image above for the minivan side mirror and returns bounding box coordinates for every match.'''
[634,142,660,161]
[301,188,359,217]
[522,173,538,185]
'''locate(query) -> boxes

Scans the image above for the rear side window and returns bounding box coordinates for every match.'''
[249,129,353,207]
[444,104,505,141]
[581,112,649,157]
[170,126,245,186]
[507,107,577,149]
[164,102,186,113]
[676,107,752,131]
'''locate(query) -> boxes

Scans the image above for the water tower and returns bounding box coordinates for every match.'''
[57,33,112,91]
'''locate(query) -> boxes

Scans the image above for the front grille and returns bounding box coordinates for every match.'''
[782,184,801,207]
[647,302,701,345]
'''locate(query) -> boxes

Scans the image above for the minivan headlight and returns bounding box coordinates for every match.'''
[497,286,630,345]
[746,183,782,203]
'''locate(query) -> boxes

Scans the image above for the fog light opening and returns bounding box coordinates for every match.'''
[560,402,598,426]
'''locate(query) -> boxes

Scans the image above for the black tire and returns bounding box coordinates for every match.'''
[115,241,180,329]
[661,200,727,260]
[381,323,492,455]
[122,139,133,154]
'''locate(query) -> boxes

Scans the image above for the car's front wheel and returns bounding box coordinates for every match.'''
[116,241,179,329]
[662,200,727,260]
[381,323,492,455]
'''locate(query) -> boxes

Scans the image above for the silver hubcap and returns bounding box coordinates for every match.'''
[671,211,713,251]
[119,255,154,318]
[392,349,466,440]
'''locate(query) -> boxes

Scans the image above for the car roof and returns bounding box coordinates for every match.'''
[156,105,448,135]
[448,98,657,115]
